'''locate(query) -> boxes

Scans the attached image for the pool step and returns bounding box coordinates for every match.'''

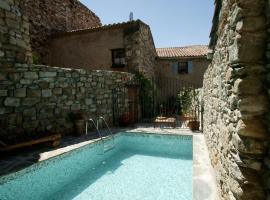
[103,143,115,153]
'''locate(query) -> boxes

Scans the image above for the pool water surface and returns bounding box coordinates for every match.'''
[0,132,193,200]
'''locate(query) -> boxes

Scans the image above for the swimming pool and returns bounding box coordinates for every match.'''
[0,132,193,200]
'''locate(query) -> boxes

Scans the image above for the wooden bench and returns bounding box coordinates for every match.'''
[154,117,176,128]
[0,134,61,152]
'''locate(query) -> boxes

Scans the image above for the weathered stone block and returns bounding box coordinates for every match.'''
[71,104,80,110]
[4,97,20,107]
[23,108,36,117]
[0,90,8,97]
[0,107,12,114]
[27,89,41,97]
[15,88,26,97]
[24,72,38,79]
[39,71,57,78]
[229,42,240,63]
[42,89,52,97]
[38,81,49,89]
[22,98,40,106]
[53,88,62,95]
[0,0,10,11]
[0,50,4,57]
[85,98,93,105]
[20,79,32,85]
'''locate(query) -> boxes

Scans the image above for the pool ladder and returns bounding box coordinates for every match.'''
[85,116,115,153]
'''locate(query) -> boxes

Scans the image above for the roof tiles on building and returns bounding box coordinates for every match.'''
[156,45,209,58]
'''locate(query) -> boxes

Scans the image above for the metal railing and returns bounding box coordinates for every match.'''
[99,116,115,153]
[86,117,115,153]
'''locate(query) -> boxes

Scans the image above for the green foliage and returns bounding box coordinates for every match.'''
[178,87,199,116]
[135,73,156,119]
[32,52,41,64]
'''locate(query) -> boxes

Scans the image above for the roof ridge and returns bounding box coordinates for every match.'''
[67,20,143,33]
[156,45,208,49]
[156,45,209,58]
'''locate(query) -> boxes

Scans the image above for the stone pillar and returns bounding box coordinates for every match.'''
[0,0,32,66]
[203,0,269,199]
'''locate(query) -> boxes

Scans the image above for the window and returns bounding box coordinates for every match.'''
[171,62,178,74]
[178,62,188,74]
[111,48,126,67]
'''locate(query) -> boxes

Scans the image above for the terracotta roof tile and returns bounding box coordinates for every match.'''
[156,45,209,58]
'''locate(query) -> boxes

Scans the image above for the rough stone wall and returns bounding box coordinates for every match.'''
[265,0,270,198]
[134,23,157,78]
[204,0,268,199]
[0,64,132,144]
[0,0,32,65]
[22,0,101,59]
[122,21,157,79]
[0,0,132,145]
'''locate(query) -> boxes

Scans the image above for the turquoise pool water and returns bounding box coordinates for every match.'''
[0,132,193,200]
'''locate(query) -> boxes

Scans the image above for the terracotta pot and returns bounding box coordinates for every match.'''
[187,121,200,131]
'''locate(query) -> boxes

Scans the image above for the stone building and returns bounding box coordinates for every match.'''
[203,0,270,199]
[156,45,209,87]
[44,20,157,79]
[21,0,101,59]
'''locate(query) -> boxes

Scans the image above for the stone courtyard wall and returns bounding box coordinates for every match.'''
[204,0,269,199]
[0,64,132,144]
[0,0,132,145]
[0,0,32,65]
[264,0,270,198]
[22,0,101,59]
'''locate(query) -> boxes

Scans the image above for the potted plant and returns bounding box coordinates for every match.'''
[178,87,192,119]
[187,120,200,131]
[187,89,200,131]
[69,111,85,136]
[178,87,200,131]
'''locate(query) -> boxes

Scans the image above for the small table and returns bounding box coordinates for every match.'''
[154,117,176,128]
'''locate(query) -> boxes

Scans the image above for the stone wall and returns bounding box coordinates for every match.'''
[0,64,132,144]
[131,22,157,79]
[0,0,32,65]
[204,0,268,199]
[265,0,270,198]
[0,0,133,145]
[22,0,101,59]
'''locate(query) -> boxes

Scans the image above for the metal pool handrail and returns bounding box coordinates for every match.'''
[99,116,115,153]
[99,116,114,139]
[86,118,103,142]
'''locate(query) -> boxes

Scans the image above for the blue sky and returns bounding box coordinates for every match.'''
[80,0,214,48]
